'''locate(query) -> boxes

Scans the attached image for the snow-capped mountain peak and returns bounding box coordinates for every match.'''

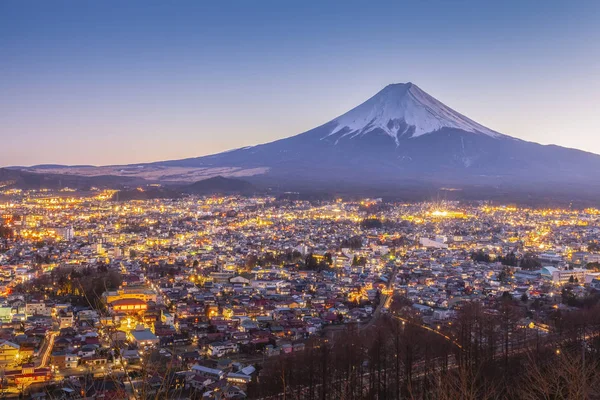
[327,83,501,143]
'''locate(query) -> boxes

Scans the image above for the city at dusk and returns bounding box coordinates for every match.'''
[1,1,600,399]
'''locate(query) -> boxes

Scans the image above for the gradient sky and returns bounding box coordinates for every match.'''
[1,0,599,166]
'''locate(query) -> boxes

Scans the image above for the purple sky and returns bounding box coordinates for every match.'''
[1,0,599,166]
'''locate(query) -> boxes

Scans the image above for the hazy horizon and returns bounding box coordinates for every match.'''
[2,0,599,166]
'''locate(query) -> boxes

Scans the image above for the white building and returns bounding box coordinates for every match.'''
[541,266,587,285]
[419,238,448,249]
[25,302,51,316]
[208,341,238,357]
[54,226,74,240]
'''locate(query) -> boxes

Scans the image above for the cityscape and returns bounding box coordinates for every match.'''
[3,1,600,399]
[0,188,599,398]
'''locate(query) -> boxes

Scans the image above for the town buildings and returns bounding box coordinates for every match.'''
[1,189,600,397]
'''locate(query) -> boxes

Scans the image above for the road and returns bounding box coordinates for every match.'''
[38,330,58,367]
[390,314,463,349]
[323,263,400,339]
[360,264,399,330]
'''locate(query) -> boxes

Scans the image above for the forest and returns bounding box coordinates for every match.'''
[247,296,600,399]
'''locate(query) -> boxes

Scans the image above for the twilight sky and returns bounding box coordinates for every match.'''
[1,0,599,166]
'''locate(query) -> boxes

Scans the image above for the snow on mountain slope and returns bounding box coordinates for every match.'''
[327,83,502,143]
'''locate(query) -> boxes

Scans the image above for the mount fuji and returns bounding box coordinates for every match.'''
[326,82,504,143]
[19,82,600,200]
[149,83,600,191]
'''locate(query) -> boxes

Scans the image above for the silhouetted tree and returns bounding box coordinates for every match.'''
[498,252,518,266]
[520,253,542,270]
[471,250,491,263]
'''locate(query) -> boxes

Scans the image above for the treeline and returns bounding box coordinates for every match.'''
[0,224,12,252]
[0,224,13,239]
[15,266,122,310]
[360,217,412,231]
[304,253,333,271]
[471,250,542,270]
[341,236,363,249]
[360,218,383,229]
[247,299,600,399]
[244,251,333,271]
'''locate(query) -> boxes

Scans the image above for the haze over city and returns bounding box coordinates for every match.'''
[2,0,600,166]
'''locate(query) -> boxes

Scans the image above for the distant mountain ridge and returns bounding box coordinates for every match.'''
[12,82,600,203]
[0,168,139,190]
[183,176,256,195]
[150,83,600,188]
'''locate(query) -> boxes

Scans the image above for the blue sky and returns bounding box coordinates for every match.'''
[1,0,599,166]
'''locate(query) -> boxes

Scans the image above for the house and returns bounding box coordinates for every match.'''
[108,298,148,313]
[25,302,51,317]
[230,276,251,286]
[433,309,453,320]
[203,384,246,399]
[192,364,225,380]
[81,355,108,366]
[110,330,127,342]
[540,266,587,285]
[6,365,51,386]
[223,385,247,399]
[77,344,97,358]
[208,341,238,357]
[0,305,13,322]
[419,238,449,249]
[121,349,141,364]
[58,312,74,329]
[227,372,252,385]
[103,286,158,304]
[0,340,19,361]
[130,329,159,347]
[189,374,211,391]
[292,343,305,352]
[161,311,174,326]
[50,352,79,369]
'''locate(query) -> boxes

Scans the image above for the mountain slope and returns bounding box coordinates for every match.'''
[183,176,256,195]
[327,83,502,143]
[152,83,600,190]
[19,82,600,200]
[0,168,138,190]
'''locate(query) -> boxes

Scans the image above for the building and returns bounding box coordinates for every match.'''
[0,341,19,361]
[227,373,252,385]
[50,352,79,369]
[25,302,51,316]
[571,252,600,264]
[53,226,74,241]
[230,276,251,286]
[210,272,235,284]
[419,238,448,249]
[541,266,587,285]
[6,365,51,386]
[130,329,159,347]
[191,364,225,380]
[208,341,238,357]
[108,298,148,313]
[58,311,74,329]
[0,305,13,322]
[103,286,158,304]
[161,311,174,325]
